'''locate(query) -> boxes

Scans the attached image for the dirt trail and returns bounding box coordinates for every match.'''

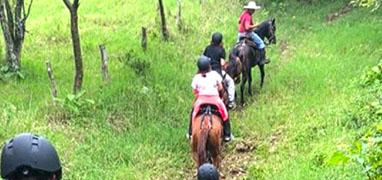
[326,4,353,22]
[184,138,258,180]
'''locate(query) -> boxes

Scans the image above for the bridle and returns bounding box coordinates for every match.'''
[267,21,276,44]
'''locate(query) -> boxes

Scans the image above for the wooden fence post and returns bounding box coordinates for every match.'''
[176,0,183,31]
[99,44,109,81]
[141,27,147,51]
[46,61,58,98]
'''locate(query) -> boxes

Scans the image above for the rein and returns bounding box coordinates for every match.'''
[199,106,213,129]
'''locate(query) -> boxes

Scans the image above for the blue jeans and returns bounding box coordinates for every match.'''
[237,32,265,49]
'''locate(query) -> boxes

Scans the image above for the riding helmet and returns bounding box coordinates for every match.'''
[1,133,62,179]
[197,163,219,180]
[197,55,211,72]
[211,32,223,45]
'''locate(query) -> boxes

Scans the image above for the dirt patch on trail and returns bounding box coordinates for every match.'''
[279,40,290,60]
[184,137,258,179]
[220,138,257,179]
[268,125,286,153]
[326,4,353,22]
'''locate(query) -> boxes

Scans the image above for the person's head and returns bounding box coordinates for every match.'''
[197,163,219,180]
[211,32,223,46]
[1,133,61,180]
[197,55,211,76]
[244,1,261,14]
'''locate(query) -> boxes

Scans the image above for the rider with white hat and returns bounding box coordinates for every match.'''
[238,1,270,65]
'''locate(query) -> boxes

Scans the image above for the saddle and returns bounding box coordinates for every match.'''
[192,96,228,122]
[237,38,261,67]
[197,104,222,120]
[238,36,258,49]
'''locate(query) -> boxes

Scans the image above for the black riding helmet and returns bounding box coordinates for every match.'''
[1,133,62,179]
[211,32,223,45]
[197,55,211,73]
[197,163,219,180]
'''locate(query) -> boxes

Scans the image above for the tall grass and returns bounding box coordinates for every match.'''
[0,0,381,179]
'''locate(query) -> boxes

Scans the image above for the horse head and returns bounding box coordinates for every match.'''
[225,45,244,84]
[267,18,277,44]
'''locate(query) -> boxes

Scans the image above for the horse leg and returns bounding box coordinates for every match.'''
[248,68,252,96]
[259,64,265,88]
[240,72,247,105]
[191,134,199,167]
[209,117,222,168]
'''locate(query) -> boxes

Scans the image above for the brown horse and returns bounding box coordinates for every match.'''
[191,105,223,168]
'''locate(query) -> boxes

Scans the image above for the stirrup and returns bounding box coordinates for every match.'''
[228,102,236,110]
[260,58,270,65]
[224,134,234,142]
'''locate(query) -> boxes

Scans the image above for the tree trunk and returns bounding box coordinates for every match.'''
[158,0,169,40]
[0,0,32,72]
[70,9,83,94]
[63,0,83,94]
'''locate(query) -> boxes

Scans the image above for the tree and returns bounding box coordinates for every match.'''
[0,0,33,72]
[63,0,83,94]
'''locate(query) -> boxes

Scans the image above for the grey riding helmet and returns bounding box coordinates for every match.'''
[211,32,223,45]
[1,133,62,179]
[197,55,211,72]
[197,163,219,180]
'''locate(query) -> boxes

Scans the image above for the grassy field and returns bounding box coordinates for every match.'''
[0,0,381,179]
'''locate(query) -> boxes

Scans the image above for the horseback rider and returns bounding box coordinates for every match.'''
[203,32,236,109]
[238,1,270,65]
[197,163,219,180]
[187,55,232,142]
[1,133,62,180]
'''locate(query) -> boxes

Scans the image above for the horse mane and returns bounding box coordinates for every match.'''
[254,19,271,38]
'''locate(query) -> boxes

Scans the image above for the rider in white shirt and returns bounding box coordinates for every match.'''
[187,55,232,142]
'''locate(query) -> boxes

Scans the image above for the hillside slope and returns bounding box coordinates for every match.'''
[0,0,381,179]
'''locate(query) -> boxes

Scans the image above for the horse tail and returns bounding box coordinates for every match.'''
[197,116,211,166]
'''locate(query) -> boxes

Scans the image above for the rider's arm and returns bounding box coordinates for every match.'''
[251,23,260,29]
[217,82,223,91]
[244,21,253,31]
[220,47,226,67]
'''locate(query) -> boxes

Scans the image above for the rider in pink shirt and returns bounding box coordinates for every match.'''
[238,1,269,65]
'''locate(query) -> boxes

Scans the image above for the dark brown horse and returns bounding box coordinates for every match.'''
[226,18,277,105]
[191,105,223,168]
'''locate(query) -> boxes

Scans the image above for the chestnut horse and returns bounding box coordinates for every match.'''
[191,105,223,168]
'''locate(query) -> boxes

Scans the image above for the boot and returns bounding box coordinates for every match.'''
[223,120,232,142]
[187,108,193,140]
[259,48,270,65]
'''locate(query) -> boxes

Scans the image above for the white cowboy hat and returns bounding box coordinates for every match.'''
[244,1,261,10]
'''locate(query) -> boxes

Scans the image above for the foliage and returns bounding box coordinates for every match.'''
[329,62,382,179]
[361,61,382,85]
[351,0,381,11]
[352,123,382,179]
[54,91,95,116]
[0,0,381,179]
[0,65,25,80]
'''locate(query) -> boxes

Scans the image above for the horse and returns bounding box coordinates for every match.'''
[226,18,277,105]
[191,105,223,169]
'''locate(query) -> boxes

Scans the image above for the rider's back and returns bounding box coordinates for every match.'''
[203,45,225,74]
[191,71,222,96]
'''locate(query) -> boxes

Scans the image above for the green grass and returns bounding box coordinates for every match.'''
[0,0,381,179]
